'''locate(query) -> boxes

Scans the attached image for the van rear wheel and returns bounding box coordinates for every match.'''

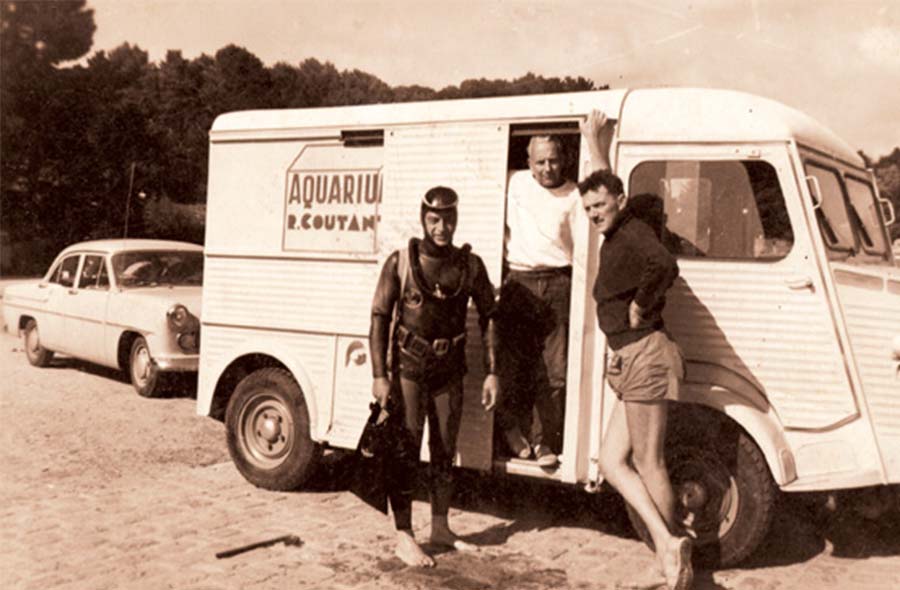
[226,368,321,491]
[625,408,776,568]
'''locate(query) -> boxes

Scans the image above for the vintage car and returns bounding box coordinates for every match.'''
[2,239,203,397]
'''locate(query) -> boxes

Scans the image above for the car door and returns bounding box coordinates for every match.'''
[40,253,81,352]
[62,253,112,365]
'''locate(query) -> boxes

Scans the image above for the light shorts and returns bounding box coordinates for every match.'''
[606,331,685,402]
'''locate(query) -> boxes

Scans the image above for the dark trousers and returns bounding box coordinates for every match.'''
[388,374,463,531]
[497,267,570,453]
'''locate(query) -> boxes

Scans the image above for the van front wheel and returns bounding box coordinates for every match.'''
[226,368,321,491]
[625,410,776,568]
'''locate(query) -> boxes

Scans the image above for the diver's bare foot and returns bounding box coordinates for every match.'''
[395,530,435,568]
[430,518,479,552]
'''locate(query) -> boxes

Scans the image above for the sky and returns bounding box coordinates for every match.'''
[85,0,900,158]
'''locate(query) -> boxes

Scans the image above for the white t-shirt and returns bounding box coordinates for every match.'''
[505,169,580,271]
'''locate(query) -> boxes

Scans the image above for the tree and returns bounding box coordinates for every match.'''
[200,45,274,114]
[293,58,341,107]
[0,0,94,70]
[1,0,97,271]
[872,148,900,241]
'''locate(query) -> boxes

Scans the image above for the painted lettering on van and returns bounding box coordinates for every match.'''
[283,167,382,253]
[286,212,380,232]
[287,172,382,209]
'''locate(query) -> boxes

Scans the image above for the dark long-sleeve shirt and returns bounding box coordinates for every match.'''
[593,211,679,350]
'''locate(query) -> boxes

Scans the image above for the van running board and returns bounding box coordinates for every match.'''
[492,457,565,481]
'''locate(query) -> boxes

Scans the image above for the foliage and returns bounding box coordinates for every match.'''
[140,196,205,245]
[870,149,900,240]
[1,1,98,271]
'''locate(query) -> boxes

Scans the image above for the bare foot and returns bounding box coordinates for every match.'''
[395,530,435,568]
[661,536,693,590]
[430,518,479,552]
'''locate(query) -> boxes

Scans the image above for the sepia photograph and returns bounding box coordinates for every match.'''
[1,1,899,588]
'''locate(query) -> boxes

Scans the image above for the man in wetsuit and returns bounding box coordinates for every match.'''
[369,186,499,568]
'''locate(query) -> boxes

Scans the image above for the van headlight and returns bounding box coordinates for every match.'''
[167,304,194,331]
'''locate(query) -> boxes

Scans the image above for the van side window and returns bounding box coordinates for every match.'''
[629,160,793,260]
[804,163,855,256]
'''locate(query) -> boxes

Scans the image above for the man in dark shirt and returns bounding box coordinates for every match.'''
[370,186,499,568]
[578,170,693,590]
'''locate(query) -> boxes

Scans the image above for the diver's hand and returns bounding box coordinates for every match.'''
[372,376,391,408]
[481,374,499,412]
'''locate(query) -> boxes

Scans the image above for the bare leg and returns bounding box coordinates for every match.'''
[392,377,434,568]
[624,400,692,590]
[626,400,676,534]
[600,402,672,551]
[427,379,477,552]
[599,401,689,586]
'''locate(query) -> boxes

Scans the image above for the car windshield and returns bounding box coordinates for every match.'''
[112,250,203,288]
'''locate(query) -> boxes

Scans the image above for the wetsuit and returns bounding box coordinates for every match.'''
[370,237,497,531]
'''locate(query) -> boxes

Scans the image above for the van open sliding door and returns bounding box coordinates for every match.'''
[380,122,509,471]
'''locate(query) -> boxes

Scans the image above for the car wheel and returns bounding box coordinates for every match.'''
[226,367,321,491]
[625,407,776,568]
[23,319,54,367]
[129,336,162,397]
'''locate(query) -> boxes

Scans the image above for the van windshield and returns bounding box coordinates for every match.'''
[844,176,888,256]
[805,163,855,258]
[804,162,889,263]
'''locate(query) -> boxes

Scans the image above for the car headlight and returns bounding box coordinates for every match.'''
[177,331,200,352]
[167,304,193,331]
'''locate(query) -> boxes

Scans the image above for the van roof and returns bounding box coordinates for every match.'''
[211,87,862,167]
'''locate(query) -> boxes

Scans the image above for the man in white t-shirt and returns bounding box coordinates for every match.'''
[498,110,613,467]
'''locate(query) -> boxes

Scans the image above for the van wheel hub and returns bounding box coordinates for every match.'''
[680,480,708,511]
[671,447,740,542]
[239,394,293,467]
[259,413,282,443]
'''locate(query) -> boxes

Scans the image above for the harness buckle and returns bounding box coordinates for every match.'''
[432,338,450,356]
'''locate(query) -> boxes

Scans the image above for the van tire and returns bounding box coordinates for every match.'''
[625,407,776,568]
[23,319,54,367]
[225,368,321,491]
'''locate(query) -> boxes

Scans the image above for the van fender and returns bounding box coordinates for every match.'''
[680,361,797,486]
[204,337,321,440]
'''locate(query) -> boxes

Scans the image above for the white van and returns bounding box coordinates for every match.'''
[198,88,900,566]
